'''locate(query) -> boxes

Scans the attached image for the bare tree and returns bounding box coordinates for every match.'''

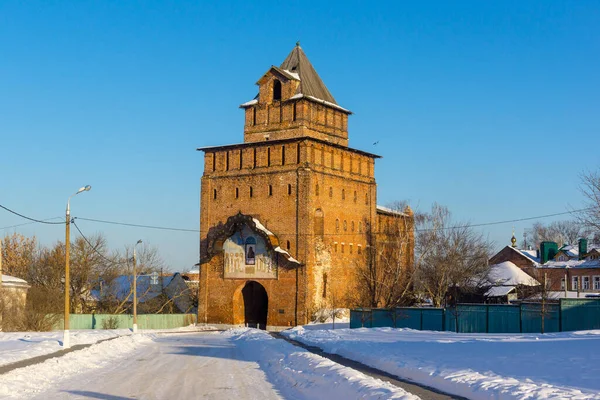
[526,220,591,249]
[415,204,492,309]
[578,170,600,235]
[354,201,417,308]
[1,233,38,279]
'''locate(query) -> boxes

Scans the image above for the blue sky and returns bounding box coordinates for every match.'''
[1,1,599,271]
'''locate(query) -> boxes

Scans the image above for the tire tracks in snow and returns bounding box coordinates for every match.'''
[270,332,467,400]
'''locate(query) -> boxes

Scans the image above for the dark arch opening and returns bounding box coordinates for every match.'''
[273,80,282,101]
[242,281,268,330]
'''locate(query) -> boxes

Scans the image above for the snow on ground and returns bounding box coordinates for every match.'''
[0,328,417,399]
[0,333,153,398]
[0,324,205,368]
[283,326,600,399]
[228,328,417,399]
[0,329,130,367]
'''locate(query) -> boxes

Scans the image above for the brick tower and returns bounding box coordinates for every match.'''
[197,44,413,328]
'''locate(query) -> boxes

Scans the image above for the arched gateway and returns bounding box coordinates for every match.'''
[241,281,268,329]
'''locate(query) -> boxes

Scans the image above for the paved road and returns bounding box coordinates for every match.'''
[31,333,282,400]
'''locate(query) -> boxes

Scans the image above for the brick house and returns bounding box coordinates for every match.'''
[196,44,414,329]
[490,236,600,298]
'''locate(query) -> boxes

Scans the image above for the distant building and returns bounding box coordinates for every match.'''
[489,234,600,299]
[196,44,414,329]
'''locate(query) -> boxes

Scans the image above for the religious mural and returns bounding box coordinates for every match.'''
[223,225,277,279]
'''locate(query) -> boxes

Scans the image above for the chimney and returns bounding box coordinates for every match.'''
[540,241,558,264]
[578,238,588,260]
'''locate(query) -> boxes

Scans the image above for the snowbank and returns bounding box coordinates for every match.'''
[226,328,418,399]
[0,334,153,398]
[283,327,600,399]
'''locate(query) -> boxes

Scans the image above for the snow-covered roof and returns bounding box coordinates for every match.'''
[288,93,351,113]
[485,285,516,297]
[542,259,600,269]
[251,217,300,265]
[506,246,541,265]
[558,245,579,258]
[282,69,300,80]
[376,205,408,217]
[91,274,177,303]
[487,261,539,286]
[239,98,258,107]
[1,274,30,288]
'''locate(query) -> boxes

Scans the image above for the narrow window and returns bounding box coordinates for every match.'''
[213,189,217,200]
[341,244,345,254]
[253,148,257,168]
[329,187,333,198]
[358,245,362,255]
[322,273,327,298]
[561,278,566,290]
[316,184,319,196]
[296,144,300,164]
[343,220,347,231]
[350,244,353,254]
[293,103,297,121]
[249,187,253,198]
[365,193,368,205]
[235,188,239,199]
[354,191,357,203]
[336,219,340,232]
[359,222,362,233]
[252,107,257,125]
[351,221,355,232]
[273,80,282,101]
[239,150,243,169]
[594,276,600,290]
[268,185,273,196]
[572,277,579,290]
[584,276,590,290]
[286,240,291,250]
[226,152,230,171]
[287,184,292,195]
[267,147,271,166]
[342,189,345,200]
[334,243,338,253]
[212,153,216,171]
[282,145,285,165]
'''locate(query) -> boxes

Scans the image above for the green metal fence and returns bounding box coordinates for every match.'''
[52,314,197,330]
[350,299,600,333]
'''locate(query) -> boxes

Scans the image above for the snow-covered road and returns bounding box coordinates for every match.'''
[0,329,416,399]
[31,332,282,400]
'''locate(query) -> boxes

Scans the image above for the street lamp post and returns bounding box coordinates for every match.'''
[132,239,142,333]
[64,185,91,348]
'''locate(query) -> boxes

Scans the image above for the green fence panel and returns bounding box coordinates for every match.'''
[421,308,444,331]
[372,309,395,328]
[521,303,560,333]
[561,299,600,331]
[51,314,196,331]
[350,309,372,328]
[395,308,422,330]
[447,305,487,333]
[487,305,521,333]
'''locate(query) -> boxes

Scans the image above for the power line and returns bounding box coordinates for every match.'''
[71,207,593,236]
[0,204,64,225]
[1,217,63,230]
[71,220,126,266]
[414,207,593,232]
[75,217,200,232]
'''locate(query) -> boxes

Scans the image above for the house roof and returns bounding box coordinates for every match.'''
[485,285,516,297]
[487,261,540,286]
[507,246,541,265]
[279,44,337,104]
[1,274,30,288]
[376,205,409,217]
[92,274,176,303]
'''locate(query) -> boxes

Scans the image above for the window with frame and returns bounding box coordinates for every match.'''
[560,278,565,290]
[235,188,239,199]
[583,276,590,290]
[594,276,600,290]
[572,277,579,290]
[335,219,339,232]
[357,245,362,255]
